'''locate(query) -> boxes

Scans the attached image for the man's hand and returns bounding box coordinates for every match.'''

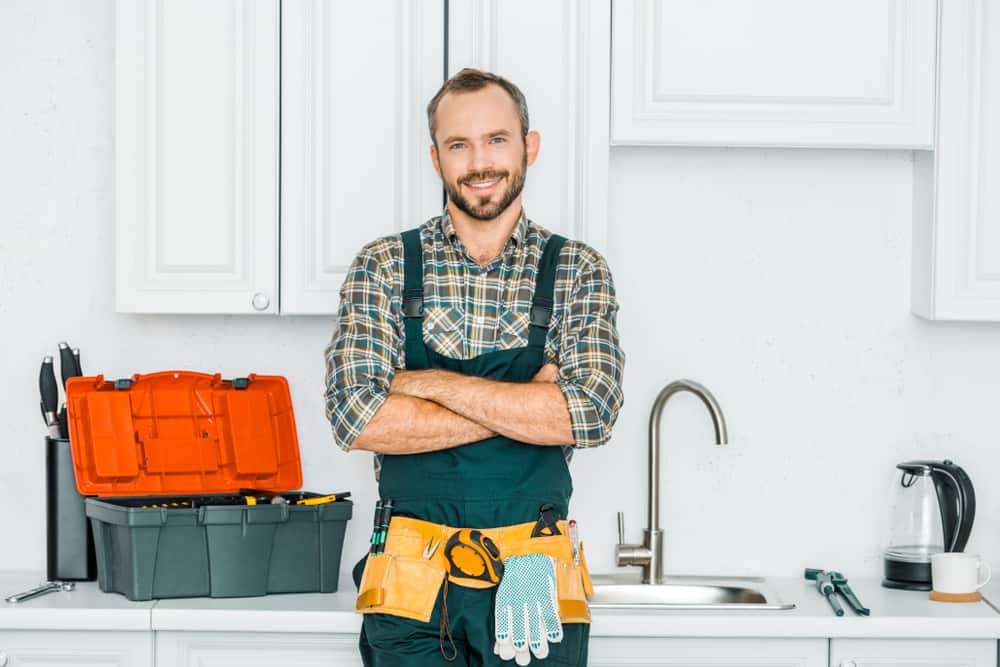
[531,363,559,384]
[389,369,425,397]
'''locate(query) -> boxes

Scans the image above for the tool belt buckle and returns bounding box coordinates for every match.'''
[443,529,504,587]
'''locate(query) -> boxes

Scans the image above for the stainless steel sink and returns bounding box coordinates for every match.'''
[589,574,795,610]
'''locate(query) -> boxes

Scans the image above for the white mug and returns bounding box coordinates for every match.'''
[930,552,992,594]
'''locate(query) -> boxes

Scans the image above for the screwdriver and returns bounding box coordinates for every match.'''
[296,491,351,505]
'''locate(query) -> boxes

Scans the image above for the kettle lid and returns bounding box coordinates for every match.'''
[896,459,956,475]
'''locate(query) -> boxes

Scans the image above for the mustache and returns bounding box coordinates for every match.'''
[460,171,507,184]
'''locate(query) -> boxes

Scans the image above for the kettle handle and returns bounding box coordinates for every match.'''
[931,463,976,553]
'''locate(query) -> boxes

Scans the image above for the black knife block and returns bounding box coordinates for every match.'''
[45,436,96,581]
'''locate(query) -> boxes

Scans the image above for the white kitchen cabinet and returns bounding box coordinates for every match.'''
[588,637,826,666]
[0,630,152,666]
[155,631,361,667]
[911,0,1000,321]
[830,638,996,667]
[115,0,281,314]
[116,0,445,315]
[448,0,611,255]
[279,0,445,315]
[612,0,937,148]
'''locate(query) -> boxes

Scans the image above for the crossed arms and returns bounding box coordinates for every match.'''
[351,362,570,454]
[324,240,624,456]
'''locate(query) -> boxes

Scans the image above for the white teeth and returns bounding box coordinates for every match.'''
[468,179,500,188]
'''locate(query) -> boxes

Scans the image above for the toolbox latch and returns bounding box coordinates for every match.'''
[114,378,133,390]
[231,377,250,390]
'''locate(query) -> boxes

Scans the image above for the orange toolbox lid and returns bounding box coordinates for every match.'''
[65,371,302,497]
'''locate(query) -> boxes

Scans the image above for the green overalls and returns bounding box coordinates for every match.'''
[352,227,589,666]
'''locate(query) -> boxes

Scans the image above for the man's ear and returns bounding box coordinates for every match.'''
[429,142,442,177]
[525,131,541,167]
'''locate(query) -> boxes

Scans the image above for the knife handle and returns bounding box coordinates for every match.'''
[39,357,58,424]
[71,348,82,377]
[58,406,68,439]
[58,343,76,389]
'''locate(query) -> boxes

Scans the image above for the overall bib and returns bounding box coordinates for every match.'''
[352,228,589,666]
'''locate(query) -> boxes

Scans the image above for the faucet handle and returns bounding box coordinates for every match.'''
[617,511,625,545]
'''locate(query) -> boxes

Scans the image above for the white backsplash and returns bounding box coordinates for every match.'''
[1,1,997,584]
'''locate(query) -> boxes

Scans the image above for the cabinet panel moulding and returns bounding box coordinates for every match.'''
[116,0,279,314]
[613,0,936,148]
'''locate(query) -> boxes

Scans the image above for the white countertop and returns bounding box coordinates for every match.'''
[0,571,154,631]
[3,571,1000,639]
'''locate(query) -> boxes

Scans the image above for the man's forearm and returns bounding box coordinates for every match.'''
[351,394,496,454]
[392,369,574,445]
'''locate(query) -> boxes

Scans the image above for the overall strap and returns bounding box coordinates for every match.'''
[401,228,431,369]
[528,234,566,349]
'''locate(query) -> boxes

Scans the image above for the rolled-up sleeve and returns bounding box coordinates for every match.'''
[556,250,625,448]
[324,246,399,451]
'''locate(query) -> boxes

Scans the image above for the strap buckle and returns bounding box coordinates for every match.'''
[403,293,424,318]
[529,303,552,328]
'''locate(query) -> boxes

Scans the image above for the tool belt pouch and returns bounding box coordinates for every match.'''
[554,545,592,624]
[355,553,445,624]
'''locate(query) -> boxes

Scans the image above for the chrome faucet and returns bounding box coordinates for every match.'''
[616,379,728,583]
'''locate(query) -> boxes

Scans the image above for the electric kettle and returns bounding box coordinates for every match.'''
[882,460,975,590]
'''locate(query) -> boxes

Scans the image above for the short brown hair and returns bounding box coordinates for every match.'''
[426,68,530,146]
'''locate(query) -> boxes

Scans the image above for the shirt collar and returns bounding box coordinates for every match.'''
[440,207,529,256]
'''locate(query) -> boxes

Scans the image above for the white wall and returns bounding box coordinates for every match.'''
[2,2,997,588]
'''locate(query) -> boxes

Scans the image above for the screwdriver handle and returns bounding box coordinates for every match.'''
[58,343,76,389]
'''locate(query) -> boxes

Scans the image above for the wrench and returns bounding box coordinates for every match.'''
[5,581,75,603]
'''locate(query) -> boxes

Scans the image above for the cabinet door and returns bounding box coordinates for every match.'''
[911,0,1000,320]
[156,631,362,667]
[612,0,936,148]
[831,638,996,667]
[588,637,826,666]
[116,0,280,314]
[0,630,152,667]
[279,1,444,315]
[448,0,611,255]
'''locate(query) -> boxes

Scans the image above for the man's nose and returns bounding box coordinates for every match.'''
[466,145,494,173]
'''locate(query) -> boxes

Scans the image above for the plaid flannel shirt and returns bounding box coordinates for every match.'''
[324,209,624,479]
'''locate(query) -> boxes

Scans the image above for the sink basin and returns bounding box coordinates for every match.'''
[588,574,795,610]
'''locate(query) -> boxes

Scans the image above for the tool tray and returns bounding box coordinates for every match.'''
[65,371,352,601]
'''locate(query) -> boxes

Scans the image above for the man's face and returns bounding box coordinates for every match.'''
[430,85,539,221]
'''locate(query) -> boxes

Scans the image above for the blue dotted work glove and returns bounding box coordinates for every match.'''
[494,554,563,665]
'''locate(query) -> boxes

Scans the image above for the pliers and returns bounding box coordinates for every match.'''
[805,568,870,616]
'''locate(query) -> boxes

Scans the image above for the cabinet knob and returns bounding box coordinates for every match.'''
[840,661,857,667]
[251,292,271,311]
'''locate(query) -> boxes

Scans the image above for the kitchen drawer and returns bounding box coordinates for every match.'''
[831,638,995,667]
[156,631,362,667]
[0,629,152,666]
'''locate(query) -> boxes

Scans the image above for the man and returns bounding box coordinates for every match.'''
[325,68,624,667]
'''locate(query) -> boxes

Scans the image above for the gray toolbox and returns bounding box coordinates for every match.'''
[65,371,352,601]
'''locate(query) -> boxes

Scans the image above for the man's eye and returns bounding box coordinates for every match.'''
[449,142,465,150]
[490,136,506,144]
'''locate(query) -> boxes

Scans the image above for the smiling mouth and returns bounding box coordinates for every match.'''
[463,176,503,192]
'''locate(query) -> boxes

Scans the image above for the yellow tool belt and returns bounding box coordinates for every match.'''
[356,516,594,624]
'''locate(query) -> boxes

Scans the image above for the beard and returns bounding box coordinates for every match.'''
[443,151,527,221]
